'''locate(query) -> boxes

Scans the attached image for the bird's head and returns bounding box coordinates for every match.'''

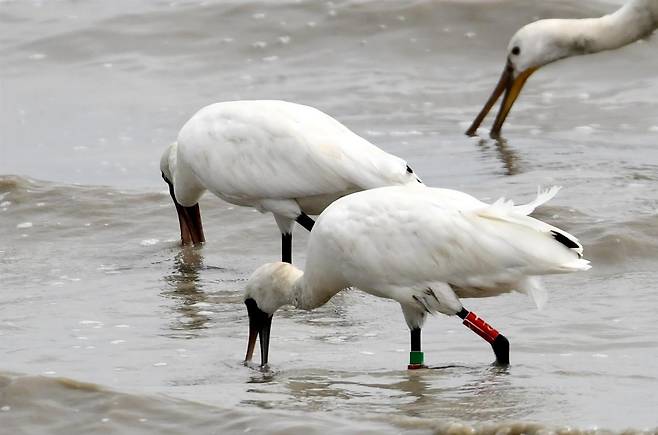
[466,18,587,138]
[243,262,302,368]
[160,142,178,184]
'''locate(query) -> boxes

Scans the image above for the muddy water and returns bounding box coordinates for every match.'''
[1,0,658,433]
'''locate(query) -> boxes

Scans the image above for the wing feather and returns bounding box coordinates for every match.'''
[311,186,589,301]
[176,101,411,201]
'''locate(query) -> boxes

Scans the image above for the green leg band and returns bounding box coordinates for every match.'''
[409,351,424,365]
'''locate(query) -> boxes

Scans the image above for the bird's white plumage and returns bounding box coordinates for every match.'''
[245,185,590,328]
[467,0,658,137]
[164,100,420,223]
[508,0,658,76]
[308,186,587,298]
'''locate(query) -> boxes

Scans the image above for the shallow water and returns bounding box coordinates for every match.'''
[1,0,658,433]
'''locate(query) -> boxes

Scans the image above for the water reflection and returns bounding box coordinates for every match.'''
[241,365,529,422]
[476,137,522,176]
[162,246,213,337]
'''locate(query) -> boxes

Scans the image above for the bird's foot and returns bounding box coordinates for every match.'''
[407,363,428,370]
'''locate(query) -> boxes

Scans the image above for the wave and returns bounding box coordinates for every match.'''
[3,175,658,267]
[2,0,612,72]
[0,371,653,435]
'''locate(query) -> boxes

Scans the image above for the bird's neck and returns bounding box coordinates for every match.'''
[288,273,338,311]
[580,0,657,53]
[248,262,345,315]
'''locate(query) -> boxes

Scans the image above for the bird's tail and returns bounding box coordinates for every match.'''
[479,186,586,259]
[489,186,560,216]
[513,186,561,215]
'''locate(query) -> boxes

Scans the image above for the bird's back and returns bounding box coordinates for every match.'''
[175,100,415,202]
[305,185,589,300]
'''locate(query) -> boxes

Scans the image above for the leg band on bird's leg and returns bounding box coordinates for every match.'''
[458,308,509,365]
[408,328,426,369]
[461,311,499,343]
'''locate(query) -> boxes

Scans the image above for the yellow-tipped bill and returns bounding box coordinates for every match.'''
[466,60,537,138]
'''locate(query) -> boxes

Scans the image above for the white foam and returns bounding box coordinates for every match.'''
[574,125,595,135]
[140,239,159,246]
[16,222,33,229]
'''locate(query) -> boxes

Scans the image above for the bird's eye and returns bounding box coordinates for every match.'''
[511,46,521,55]
[406,165,414,174]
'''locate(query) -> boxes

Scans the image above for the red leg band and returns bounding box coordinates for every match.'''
[463,311,500,343]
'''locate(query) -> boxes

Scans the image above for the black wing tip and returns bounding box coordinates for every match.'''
[406,164,423,183]
[550,230,582,256]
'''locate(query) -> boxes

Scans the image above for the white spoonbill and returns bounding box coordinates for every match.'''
[466,0,658,137]
[160,100,422,262]
[244,185,590,369]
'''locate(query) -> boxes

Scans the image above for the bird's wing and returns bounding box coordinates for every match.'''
[312,186,588,298]
[176,101,412,201]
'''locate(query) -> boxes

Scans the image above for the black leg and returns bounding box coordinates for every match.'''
[411,328,421,352]
[282,233,292,264]
[408,328,425,369]
[295,212,315,232]
[458,307,509,365]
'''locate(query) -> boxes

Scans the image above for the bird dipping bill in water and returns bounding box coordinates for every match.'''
[466,0,658,137]
[160,100,422,263]
[243,185,590,369]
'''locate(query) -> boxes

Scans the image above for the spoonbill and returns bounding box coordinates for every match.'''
[160,100,422,263]
[466,0,658,137]
[243,185,590,369]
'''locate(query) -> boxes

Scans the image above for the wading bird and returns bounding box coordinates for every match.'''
[243,185,590,369]
[161,100,422,263]
[466,0,658,137]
